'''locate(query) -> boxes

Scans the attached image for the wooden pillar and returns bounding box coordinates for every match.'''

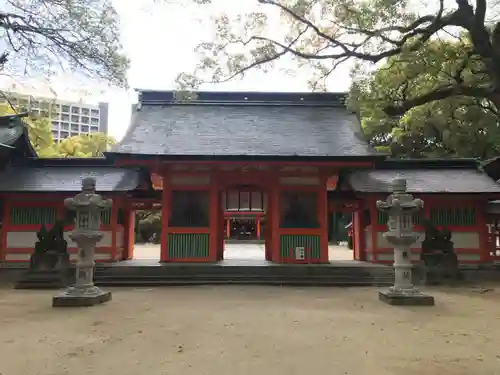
[110,198,119,261]
[209,174,219,262]
[270,180,281,262]
[226,218,230,239]
[265,196,272,260]
[218,207,224,260]
[318,177,329,263]
[353,209,365,261]
[0,199,10,262]
[476,201,490,262]
[160,172,170,262]
[369,198,379,263]
[256,217,261,239]
[123,208,135,260]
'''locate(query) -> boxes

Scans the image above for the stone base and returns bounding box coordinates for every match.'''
[52,288,112,307]
[379,290,435,306]
[15,270,70,290]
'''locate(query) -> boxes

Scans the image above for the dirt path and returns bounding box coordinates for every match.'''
[1,284,499,375]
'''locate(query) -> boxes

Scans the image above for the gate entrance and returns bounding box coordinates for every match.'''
[220,185,267,260]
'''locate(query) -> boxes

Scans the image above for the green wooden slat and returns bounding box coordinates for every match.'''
[279,235,321,260]
[9,206,56,225]
[377,210,422,225]
[100,208,111,225]
[167,233,210,258]
[429,207,476,227]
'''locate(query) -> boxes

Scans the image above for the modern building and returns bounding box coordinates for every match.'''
[0,92,109,141]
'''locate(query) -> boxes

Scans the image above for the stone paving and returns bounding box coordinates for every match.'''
[133,243,354,261]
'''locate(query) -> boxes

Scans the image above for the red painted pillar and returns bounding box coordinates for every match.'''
[369,199,379,263]
[476,201,490,262]
[123,208,135,260]
[270,181,281,262]
[218,208,224,260]
[256,217,261,239]
[318,177,329,263]
[209,175,220,262]
[0,199,10,261]
[110,199,119,261]
[353,210,365,261]
[160,172,170,262]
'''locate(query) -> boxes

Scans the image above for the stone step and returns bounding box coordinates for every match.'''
[95,278,393,287]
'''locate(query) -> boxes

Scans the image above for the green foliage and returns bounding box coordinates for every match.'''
[354,39,500,158]
[135,210,162,244]
[0,0,129,86]
[56,133,117,157]
[181,0,500,122]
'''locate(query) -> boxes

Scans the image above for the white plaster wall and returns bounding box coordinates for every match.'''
[376,231,424,249]
[4,252,112,262]
[7,231,113,248]
[364,227,371,249]
[376,252,481,262]
[375,231,479,250]
[116,227,123,247]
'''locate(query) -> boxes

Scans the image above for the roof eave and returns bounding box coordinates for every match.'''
[104,152,387,163]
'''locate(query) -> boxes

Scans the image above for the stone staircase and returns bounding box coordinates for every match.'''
[92,263,395,287]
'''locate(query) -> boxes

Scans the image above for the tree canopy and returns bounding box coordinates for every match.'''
[351,38,500,159]
[179,0,500,118]
[0,0,129,86]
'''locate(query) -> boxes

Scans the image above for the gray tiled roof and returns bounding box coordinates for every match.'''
[111,105,378,157]
[0,166,140,192]
[348,169,500,193]
[0,123,23,146]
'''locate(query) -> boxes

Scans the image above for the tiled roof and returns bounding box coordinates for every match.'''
[0,114,37,156]
[0,124,23,146]
[109,91,380,159]
[0,166,140,192]
[348,169,500,193]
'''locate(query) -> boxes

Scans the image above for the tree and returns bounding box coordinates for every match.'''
[352,38,500,158]
[0,0,129,86]
[57,133,116,157]
[180,0,500,118]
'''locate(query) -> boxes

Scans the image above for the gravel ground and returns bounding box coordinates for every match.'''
[1,284,499,375]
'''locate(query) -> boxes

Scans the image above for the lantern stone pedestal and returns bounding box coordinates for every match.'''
[377,178,435,306]
[52,177,113,308]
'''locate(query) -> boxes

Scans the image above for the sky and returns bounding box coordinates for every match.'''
[1,0,352,141]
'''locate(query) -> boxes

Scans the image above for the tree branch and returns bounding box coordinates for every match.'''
[384,85,495,116]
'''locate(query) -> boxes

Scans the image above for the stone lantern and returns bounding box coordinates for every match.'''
[52,177,113,307]
[376,178,434,306]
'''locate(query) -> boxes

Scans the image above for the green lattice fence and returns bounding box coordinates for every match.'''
[376,211,423,225]
[167,233,210,258]
[9,206,56,225]
[279,235,321,260]
[429,207,476,227]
